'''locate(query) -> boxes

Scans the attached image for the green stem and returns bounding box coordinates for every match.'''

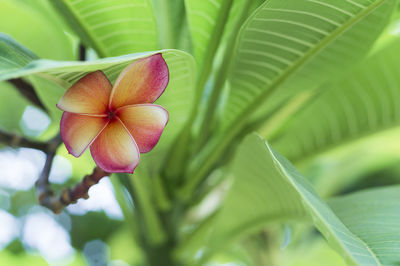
[152,175,172,211]
[129,173,166,245]
[191,0,234,105]
[161,0,234,181]
[178,119,245,199]
[110,177,140,241]
[196,1,253,147]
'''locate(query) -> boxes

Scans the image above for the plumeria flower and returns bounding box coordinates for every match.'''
[56,54,169,173]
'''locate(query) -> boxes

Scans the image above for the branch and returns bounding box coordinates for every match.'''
[7,78,47,111]
[0,129,108,214]
[38,167,109,214]
[0,129,49,151]
[35,135,62,198]
[79,43,86,61]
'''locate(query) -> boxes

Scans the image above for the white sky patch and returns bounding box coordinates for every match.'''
[0,210,19,250]
[110,260,130,266]
[22,212,75,263]
[21,106,51,136]
[0,148,45,190]
[67,178,123,220]
[49,155,72,184]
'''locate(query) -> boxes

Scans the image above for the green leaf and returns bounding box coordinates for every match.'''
[151,0,186,49]
[183,0,396,195]
[272,38,400,163]
[278,238,347,266]
[298,127,400,197]
[184,0,258,68]
[0,0,75,60]
[204,134,384,265]
[220,0,396,133]
[329,186,400,266]
[184,0,223,66]
[0,34,37,75]
[0,82,30,132]
[51,0,158,57]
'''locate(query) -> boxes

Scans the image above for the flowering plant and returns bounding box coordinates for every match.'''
[57,54,169,173]
[0,0,399,265]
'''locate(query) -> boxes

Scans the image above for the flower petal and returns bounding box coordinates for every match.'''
[90,119,140,173]
[109,54,169,110]
[60,112,108,157]
[57,70,112,115]
[117,104,169,153]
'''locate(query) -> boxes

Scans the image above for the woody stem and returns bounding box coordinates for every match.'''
[38,167,109,214]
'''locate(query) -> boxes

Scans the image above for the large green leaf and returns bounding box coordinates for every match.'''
[0,82,30,132]
[0,36,195,152]
[51,0,158,57]
[220,0,396,133]
[0,34,38,75]
[272,38,400,163]
[202,134,390,265]
[0,0,75,60]
[300,127,400,197]
[329,186,400,266]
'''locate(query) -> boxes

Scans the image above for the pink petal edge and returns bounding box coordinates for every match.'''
[116,104,169,153]
[108,53,169,110]
[89,119,140,173]
[60,112,109,157]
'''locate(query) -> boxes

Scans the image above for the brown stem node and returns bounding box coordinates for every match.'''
[38,167,109,214]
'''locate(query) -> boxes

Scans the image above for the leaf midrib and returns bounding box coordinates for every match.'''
[229,0,388,132]
[291,122,400,165]
[183,0,389,194]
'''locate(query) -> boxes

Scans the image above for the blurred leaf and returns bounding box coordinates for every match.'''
[69,212,122,250]
[220,0,396,133]
[0,82,30,132]
[329,186,400,266]
[0,249,47,266]
[207,243,253,266]
[177,212,218,264]
[184,0,223,66]
[108,226,144,265]
[0,34,37,75]
[151,0,186,49]
[185,0,258,68]
[279,238,346,266]
[0,0,75,60]
[204,134,387,265]
[27,76,65,122]
[118,172,166,245]
[51,0,158,57]
[273,38,400,163]
[300,127,400,197]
